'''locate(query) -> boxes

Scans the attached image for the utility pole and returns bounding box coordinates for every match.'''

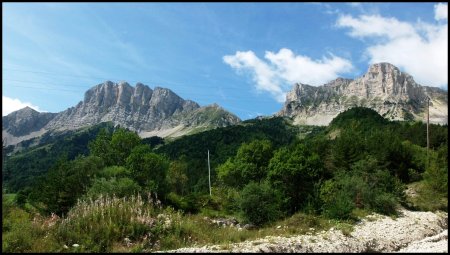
[208,150,211,196]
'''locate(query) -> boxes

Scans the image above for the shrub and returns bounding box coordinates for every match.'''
[85,177,141,199]
[238,182,283,226]
[320,181,355,220]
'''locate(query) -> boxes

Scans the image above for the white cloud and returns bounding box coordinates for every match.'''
[435,3,448,21]
[2,96,43,116]
[336,14,416,40]
[336,5,448,88]
[223,49,354,102]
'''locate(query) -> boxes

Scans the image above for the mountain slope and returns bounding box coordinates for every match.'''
[2,107,57,146]
[278,63,448,125]
[2,81,241,146]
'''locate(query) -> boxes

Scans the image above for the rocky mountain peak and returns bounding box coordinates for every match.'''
[278,62,447,125]
[324,77,353,88]
[2,107,57,138]
[3,81,241,146]
[368,62,400,73]
[14,106,38,116]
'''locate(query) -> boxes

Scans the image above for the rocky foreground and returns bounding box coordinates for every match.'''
[160,208,448,253]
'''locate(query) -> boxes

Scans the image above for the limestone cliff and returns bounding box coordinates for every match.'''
[3,82,241,146]
[278,63,448,125]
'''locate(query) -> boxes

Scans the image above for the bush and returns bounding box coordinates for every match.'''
[372,192,397,215]
[2,206,59,252]
[166,192,198,213]
[320,156,404,219]
[320,180,355,219]
[237,182,283,226]
[85,177,141,199]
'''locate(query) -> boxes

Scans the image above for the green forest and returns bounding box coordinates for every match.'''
[2,107,448,252]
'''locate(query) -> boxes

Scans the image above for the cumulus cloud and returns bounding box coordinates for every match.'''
[336,4,448,88]
[2,96,43,116]
[223,49,354,102]
[435,3,448,21]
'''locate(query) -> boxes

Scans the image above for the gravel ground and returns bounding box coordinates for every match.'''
[158,208,448,253]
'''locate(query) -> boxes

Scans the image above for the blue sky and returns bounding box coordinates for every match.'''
[3,2,448,119]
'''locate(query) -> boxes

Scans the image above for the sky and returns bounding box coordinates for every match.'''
[2,2,448,119]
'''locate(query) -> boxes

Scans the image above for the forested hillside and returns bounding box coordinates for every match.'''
[2,107,447,252]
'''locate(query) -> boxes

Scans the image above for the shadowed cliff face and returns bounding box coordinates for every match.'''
[2,82,241,146]
[2,107,57,137]
[278,63,448,125]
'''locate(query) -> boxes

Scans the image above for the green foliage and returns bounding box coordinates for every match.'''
[320,181,355,220]
[217,139,273,188]
[30,155,105,215]
[126,145,169,196]
[217,158,244,187]
[237,182,284,226]
[2,207,36,252]
[85,177,141,199]
[88,128,113,165]
[55,194,180,252]
[2,106,447,252]
[423,145,448,195]
[90,128,141,166]
[2,205,59,253]
[167,160,189,196]
[320,156,403,219]
[267,142,324,213]
[166,192,199,213]
[110,128,142,166]
[156,117,298,193]
[100,165,131,179]
[142,136,164,148]
[3,122,113,192]
[329,107,388,131]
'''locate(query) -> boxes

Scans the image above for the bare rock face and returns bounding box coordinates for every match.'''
[2,107,56,137]
[3,82,241,146]
[278,63,448,125]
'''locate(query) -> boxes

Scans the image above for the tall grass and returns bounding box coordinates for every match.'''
[55,193,181,252]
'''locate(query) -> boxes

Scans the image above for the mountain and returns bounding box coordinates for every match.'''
[277,63,448,125]
[2,81,241,146]
[2,107,57,146]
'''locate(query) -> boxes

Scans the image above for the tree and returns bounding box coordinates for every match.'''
[89,128,141,166]
[30,155,104,215]
[167,160,189,196]
[238,181,283,226]
[109,128,141,166]
[267,142,324,213]
[217,139,273,188]
[88,128,113,165]
[85,177,141,199]
[126,145,169,196]
[236,139,273,181]
[320,156,403,219]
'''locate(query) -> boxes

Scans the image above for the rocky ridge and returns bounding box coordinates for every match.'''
[2,81,241,146]
[278,63,448,125]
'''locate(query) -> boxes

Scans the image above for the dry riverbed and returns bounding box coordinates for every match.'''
[159,208,447,253]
